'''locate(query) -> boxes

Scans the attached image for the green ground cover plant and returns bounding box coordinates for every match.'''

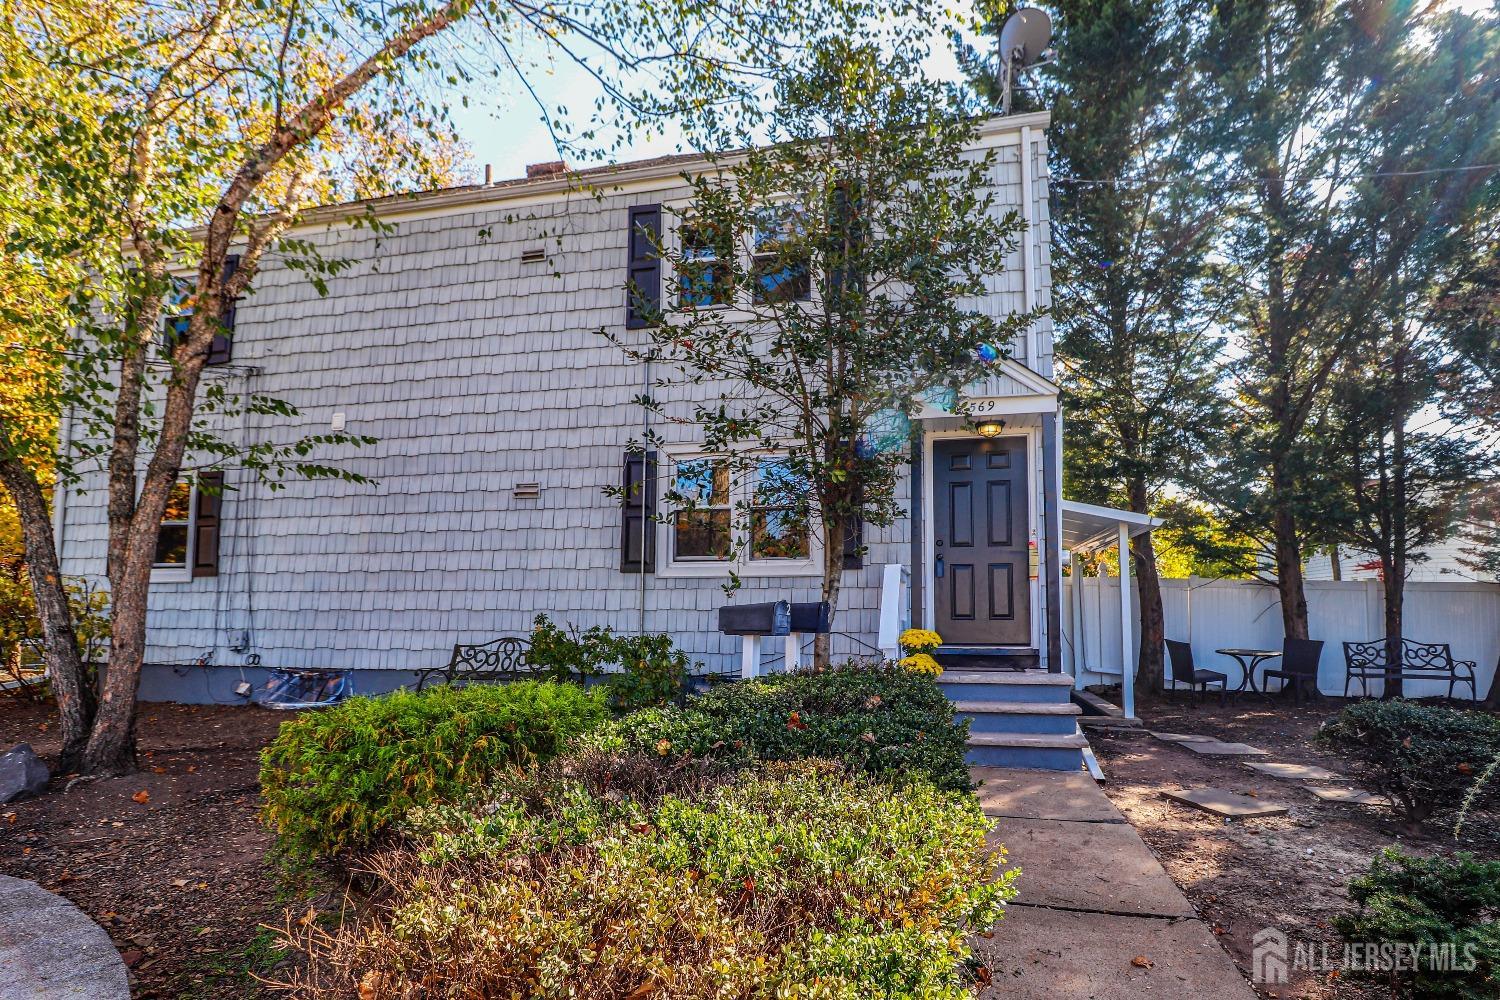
[583,662,972,790]
[1336,848,1500,999]
[284,759,1014,998]
[259,680,607,858]
[1318,700,1500,828]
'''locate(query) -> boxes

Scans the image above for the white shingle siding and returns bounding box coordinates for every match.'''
[58,115,1055,675]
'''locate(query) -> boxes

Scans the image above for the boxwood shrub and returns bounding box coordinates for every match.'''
[259,680,607,859]
[1336,848,1500,999]
[1318,699,1500,827]
[582,663,972,791]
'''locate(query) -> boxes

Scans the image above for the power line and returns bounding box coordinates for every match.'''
[1047,162,1500,189]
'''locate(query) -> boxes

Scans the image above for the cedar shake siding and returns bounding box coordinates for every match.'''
[56,114,1055,678]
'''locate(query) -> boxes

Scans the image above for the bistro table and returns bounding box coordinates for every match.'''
[1215,648,1283,695]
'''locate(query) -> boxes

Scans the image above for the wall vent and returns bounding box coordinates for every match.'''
[520,247,546,264]
[512,482,542,500]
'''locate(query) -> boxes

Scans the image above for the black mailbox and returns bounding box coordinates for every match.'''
[788,601,832,634]
[718,600,791,636]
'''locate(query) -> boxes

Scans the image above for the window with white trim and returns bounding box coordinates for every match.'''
[154,480,194,569]
[672,458,731,560]
[750,457,810,559]
[749,204,811,304]
[677,221,734,308]
[662,452,819,576]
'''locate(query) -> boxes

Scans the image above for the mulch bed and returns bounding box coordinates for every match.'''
[1088,695,1500,1000]
[0,697,303,998]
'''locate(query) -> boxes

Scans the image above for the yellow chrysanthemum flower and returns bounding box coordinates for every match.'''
[899,628,943,654]
[898,653,943,676]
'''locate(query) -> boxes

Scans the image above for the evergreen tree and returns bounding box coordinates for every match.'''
[1007,0,1227,694]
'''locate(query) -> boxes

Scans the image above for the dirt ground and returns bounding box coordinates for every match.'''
[0,697,299,998]
[1087,694,1500,1000]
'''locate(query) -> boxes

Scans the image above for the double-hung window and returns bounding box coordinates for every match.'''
[672,458,731,560]
[677,221,733,308]
[750,457,809,560]
[152,473,223,581]
[750,204,812,304]
[663,453,817,575]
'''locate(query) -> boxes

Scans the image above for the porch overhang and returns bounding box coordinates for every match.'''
[1063,500,1161,555]
[913,358,1060,421]
[1061,499,1162,723]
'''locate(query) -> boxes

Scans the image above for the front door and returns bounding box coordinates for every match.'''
[933,437,1031,645]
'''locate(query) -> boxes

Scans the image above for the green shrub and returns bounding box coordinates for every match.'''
[602,631,693,712]
[284,760,1015,998]
[1335,848,1500,999]
[583,662,972,791]
[525,613,612,680]
[1318,700,1500,827]
[259,680,607,859]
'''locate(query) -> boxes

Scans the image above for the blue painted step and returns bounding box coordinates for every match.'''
[937,670,1075,704]
[953,700,1082,735]
[964,732,1087,771]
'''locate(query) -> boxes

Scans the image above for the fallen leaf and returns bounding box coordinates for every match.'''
[1130,955,1154,969]
[120,950,145,968]
[186,765,197,774]
[3,813,15,824]
[132,790,150,804]
[358,971,384,1000]
[297,907,319,927]
[151,767,166,774]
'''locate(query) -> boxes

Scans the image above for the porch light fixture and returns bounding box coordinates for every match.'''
[974,417,1007,438]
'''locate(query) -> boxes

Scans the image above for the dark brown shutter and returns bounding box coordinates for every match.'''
[191,471,224,577]
[207,255,239,366]
[842,518,864,570]
[621,450,657,573]
[625,206,662,329]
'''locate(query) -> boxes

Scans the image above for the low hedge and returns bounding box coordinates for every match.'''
[1318,699,1500,827]
[582,663,972,791]
[1336,848,1500,999]
[259,680,607,859]
[287,760,1015,998]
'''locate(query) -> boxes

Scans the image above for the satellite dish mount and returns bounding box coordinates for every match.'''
[997,7,1054,115]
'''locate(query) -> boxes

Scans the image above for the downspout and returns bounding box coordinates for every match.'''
[639,356,650,637]
[51,405,72,568]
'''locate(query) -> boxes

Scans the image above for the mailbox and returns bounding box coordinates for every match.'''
[788,601,832,635]
[717,600,791,637]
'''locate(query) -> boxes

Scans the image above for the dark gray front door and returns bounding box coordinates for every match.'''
[933,437,1031,645]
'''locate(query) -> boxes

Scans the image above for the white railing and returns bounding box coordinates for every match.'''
[877,563,912,660]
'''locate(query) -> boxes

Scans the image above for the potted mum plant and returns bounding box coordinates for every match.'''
[898,628,944,676]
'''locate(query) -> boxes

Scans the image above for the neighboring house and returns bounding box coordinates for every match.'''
[1305,528,1500,584]
[54,111,1144,709]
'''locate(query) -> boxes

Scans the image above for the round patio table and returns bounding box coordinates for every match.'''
[1216,648,1282,694]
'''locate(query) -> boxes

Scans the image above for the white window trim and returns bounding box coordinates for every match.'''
[656,447,823,579]
[150,476,198,584]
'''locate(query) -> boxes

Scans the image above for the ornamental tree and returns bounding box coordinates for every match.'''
[605,30,1033,666]
[0,0,858,775]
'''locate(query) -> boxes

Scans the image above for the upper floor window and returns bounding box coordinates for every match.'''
[677,222,733,308]
[750,205,812,304]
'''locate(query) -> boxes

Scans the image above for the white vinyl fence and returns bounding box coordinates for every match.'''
[1063,577,1500,700]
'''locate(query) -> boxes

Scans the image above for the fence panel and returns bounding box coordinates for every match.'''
[1062,576,1498,699]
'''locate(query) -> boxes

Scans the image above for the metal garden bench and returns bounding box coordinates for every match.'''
[1341,638,1478,701]
[414,636,532,691]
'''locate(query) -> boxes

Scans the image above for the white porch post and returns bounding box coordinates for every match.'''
[1070,550,1085,675]
[1118,523,1136,720]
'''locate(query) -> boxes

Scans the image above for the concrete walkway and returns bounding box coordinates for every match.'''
[971,768,1258,999]
[0,875,128,1000]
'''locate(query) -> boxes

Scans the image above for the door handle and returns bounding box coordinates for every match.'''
[935,554,945,578]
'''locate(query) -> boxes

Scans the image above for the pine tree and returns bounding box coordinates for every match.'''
[1016,0,1227,694]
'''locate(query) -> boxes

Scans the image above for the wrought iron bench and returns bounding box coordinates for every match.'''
[1341,639,1478,701]
[414,637,532,691]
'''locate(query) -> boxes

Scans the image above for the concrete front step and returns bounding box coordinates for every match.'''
[935,645,1040,671]
[938,670,1075,705]
[953,699,1082,735]
[965,731,1088,771]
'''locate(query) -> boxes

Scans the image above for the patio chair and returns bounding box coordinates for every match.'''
[1165,639,1227,706]
[1261,638,1323,704]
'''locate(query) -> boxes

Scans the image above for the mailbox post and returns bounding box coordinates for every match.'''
[718,601,791,679]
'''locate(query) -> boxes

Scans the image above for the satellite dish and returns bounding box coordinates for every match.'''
[997,7,1054,114]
